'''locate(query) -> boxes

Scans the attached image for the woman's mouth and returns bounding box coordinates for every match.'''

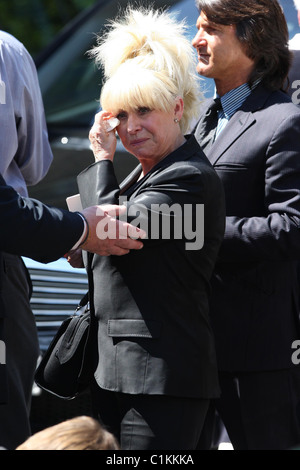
[130,138,148,146]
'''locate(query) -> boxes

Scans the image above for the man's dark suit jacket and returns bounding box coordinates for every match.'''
[78,136,225,399]
[288,50,300,103]
[288,49,300,318]
[0,174,83,403]
[195,84,300,371]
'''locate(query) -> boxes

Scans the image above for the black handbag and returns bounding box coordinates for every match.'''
[34,292,94,400]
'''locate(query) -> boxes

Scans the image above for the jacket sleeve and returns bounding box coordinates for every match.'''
[78,158,225,249]
[0,34,53,193]
[14,46,53,187]
[0,176,84,263]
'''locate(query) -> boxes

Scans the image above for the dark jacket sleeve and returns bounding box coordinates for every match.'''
[78,158,224,250]
[0,176,84,263]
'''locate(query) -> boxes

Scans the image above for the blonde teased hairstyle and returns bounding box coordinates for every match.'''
[294,0,300,11]
[16,416,120,451]
[89,6,202,134]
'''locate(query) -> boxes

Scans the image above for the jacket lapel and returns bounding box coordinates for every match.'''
[119,164,142,195]
[207,110,256,165]
[121,136,201,197]
[194,98,215,141]
[205,84,272,166]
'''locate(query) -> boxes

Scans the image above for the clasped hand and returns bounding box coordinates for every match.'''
[66,204,146,267]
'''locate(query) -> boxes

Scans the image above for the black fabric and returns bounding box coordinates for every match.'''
[91,383,210,450]
[193,83,300,450]
[77,136,226,399]
[0,254,39,449]
[194,98,222,150]
[214,369,300,450]
[0,172,83,264]
[194,85,300,371]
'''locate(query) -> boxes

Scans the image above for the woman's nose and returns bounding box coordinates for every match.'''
[127,115,142,133]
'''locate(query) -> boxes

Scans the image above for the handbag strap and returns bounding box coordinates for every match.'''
[78,291,89,308]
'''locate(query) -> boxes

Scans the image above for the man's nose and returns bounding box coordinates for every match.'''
[192,30,207,49]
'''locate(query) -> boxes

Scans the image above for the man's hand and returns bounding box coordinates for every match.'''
[80,204,146,256]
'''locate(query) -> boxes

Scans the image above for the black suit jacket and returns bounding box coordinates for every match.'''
[0,173,83,403]
[78,136,225,399]
[195,84,300,371]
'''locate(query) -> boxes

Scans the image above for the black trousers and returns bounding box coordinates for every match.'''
[199,368,300,450]
[0,254,39,450]
[91,381,210,450]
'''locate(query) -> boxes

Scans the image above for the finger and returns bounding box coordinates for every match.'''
[100,204,127,217]
[117,238,144,250]
[118,222,141,240]
[96,247,130,256]
[93,110,106,125]
[110,247,130,256]
[115,219,147,240]
[95,206,147,239]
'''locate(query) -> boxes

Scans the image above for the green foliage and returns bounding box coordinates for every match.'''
[0,0,96,58]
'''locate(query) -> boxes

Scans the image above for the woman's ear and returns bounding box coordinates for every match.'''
[174,96,184,122]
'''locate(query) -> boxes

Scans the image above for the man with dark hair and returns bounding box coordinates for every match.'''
[193,0,300,450]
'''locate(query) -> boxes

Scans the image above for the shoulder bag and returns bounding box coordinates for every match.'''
[34,292,95,400]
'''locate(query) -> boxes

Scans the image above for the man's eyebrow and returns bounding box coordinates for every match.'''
[197,16,219,28]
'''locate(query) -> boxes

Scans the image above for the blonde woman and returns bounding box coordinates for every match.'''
[76,6,225,450]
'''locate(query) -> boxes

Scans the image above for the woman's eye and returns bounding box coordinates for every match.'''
[116,111,127,120]
[138,107,151,115]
